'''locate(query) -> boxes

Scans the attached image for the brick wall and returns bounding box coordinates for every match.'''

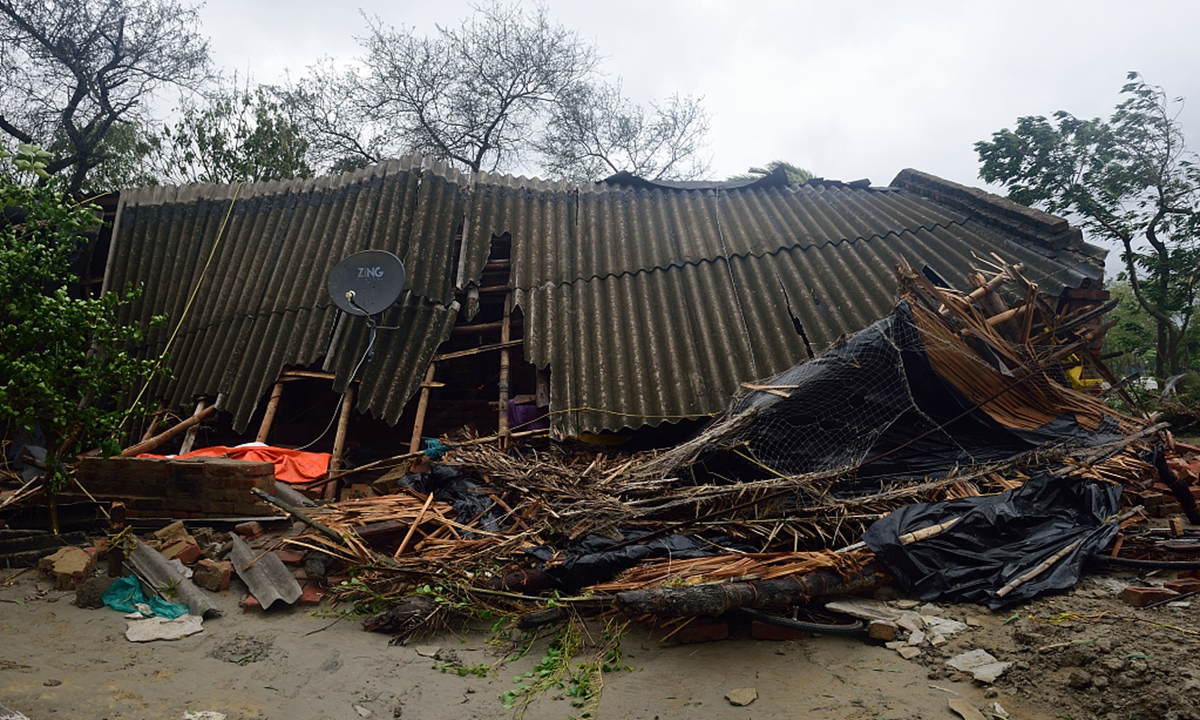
[65,457,278,518]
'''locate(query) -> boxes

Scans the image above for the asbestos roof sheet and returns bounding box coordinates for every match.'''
[484,174,1106,437]
[107,156,1103,440]
[107,156,479,432]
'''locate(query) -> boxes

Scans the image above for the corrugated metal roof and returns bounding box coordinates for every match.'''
[107,155,479,432]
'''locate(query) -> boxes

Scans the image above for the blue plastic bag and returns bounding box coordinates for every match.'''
[101,575,189,619]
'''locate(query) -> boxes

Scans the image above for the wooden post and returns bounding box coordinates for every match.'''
[408,364,438,454]
[498,292,512,446]
[120,405,218,456]
[140,401,168,444]
[107,502,126,578]
[178,398,209,454]
[255,381,286,444]
[327,387,355,500]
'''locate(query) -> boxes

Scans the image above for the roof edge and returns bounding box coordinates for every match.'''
[889,168,1084,252]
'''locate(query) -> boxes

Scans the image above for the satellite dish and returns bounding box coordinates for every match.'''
[327,250,407,316]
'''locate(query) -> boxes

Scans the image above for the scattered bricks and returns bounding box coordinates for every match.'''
[160,536,203,566]
[192,559,232,592]
[750,620,806,641]
[154,520,187,541]
[235,521,264,539]
[242,594,263,612]
[274,550,306,566]
[674,617,729,644]
[298,583,326,606]
[38,547,97,591]
[1180,569,1200,581]
[1121,586,1180,607]
[869,620,900,642]
[1165,578,1200,594]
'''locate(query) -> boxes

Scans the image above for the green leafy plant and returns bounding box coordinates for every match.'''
[0,145,165,531]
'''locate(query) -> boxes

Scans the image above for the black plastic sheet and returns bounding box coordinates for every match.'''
[863,472,1122,608]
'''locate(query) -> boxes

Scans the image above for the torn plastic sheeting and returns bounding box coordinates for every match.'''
[395,465,501,532]
[528,533,756,592]
[138,443,331,484]
[863,471,1122,608]
[101,575,188,618]
[128,540,222,618]
[229,534,302,609]
[719,302,1124,489]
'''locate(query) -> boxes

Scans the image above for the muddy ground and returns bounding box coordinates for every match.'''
[1,564,1196,720]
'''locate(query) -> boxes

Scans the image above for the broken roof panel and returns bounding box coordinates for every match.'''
[106,156,480,432]
[485,173,1106,437]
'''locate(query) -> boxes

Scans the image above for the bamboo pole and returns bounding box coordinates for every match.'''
[408,364,438,454]
[498,292,512,446]
[178,398,209,454]
[140,401,168,443]
[121,405,218,456]
[327,387,355,500]
[255,381,286,444]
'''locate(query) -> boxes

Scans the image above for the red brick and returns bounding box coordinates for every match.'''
[298,583,325,606]
[750,619,807,641]
[242,595,263,612]
[1121,586,1180,607]
[160,537,203,565]
[673,618,729,644]
[1179,569,1200,581]
[193,559,232,592]
[274,550,305,566]
[1155,502,1185,518]
[235,521,264,539]
[1164,578,1200,594]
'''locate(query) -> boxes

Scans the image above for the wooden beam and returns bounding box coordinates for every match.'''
[327,387,355,500]
[255,381,286,444]
[121,405,218,457]
[408,364,437,454]
[178,398,209,454]
[498,292,512,445]
[432,339,523,363]
[140,401,168,444]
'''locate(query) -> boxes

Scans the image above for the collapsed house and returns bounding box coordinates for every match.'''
[96,158,1108,459]
[7,158,1200,657]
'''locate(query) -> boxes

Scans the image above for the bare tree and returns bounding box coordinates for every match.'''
[537,81,712,182]
[284,2,711,181]
[0,0,210,193]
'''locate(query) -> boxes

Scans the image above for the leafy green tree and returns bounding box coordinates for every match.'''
[977,73,1200,377]
[157,79,312,185]
[0,0,210,194]
[727,160,814,184]
[0,145,162,530]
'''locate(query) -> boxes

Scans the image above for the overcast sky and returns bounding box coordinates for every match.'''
[197,0,1200,193]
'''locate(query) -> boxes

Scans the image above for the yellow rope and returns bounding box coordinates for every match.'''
[120,182,245,429]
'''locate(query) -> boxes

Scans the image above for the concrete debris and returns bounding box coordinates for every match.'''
[125,614,205,642]
[948,698,988,720]
[946,649,1012,684]
[38,546,96,591]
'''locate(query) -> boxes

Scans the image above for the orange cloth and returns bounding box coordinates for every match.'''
[138,445,331,484]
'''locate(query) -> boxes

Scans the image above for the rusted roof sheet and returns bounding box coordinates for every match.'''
[474,174,1105,437]
[107,156,477,432]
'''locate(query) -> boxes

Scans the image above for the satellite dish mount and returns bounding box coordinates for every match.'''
[327,250,407,361]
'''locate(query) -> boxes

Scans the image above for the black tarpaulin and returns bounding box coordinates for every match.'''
[863,471,1123,608]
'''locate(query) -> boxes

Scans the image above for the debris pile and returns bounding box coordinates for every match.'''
[4,257,1199,656]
